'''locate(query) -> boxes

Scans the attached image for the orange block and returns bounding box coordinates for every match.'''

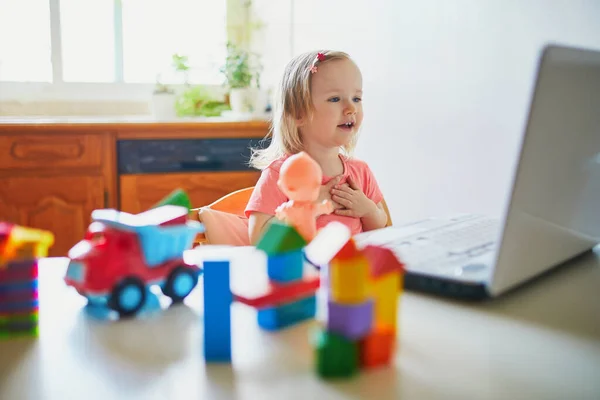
[359,325,396,368]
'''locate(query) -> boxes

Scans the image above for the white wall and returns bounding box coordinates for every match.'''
[259,0,600,225]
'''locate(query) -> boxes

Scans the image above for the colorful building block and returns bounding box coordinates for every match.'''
[257,295,316,331]
[325,299,373,340]
[334,239,362,260]
[267,249,304,283]
[313,328,359,379]
[329,256,370,304]
[233,275,319,309]
[203,260,232,362]
[0,260,38,282]
[369,273,400,330]
[363,245,405,330]
[304,221,352,267]
[362,245,406,279]
[256,220,307,255]
[0,280,38,293]
[152,189,192,211]
[359,325,396,368]
[0,223,54,267]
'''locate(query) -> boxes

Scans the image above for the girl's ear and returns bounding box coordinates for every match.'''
[296,115,306,127]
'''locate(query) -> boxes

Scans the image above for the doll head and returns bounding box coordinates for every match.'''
[277,151,322,202]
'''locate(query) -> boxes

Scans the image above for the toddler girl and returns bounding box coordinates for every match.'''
[245,50,389,244]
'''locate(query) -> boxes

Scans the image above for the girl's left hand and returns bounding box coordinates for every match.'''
[330,177,378,218]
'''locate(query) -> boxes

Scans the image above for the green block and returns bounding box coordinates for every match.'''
[256,220,306,255]
[0,313,39,325]
[152,189,192,211]
[0,325,39,340]
[312,327,359,379]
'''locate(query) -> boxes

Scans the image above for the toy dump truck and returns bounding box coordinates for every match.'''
[64,205,204,317]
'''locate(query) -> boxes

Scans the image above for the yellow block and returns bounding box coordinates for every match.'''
[329,256,370,304]
[371,272,400,329]
[0,226,54,268]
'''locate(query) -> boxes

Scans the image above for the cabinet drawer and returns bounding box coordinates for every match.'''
[0,134,103,170]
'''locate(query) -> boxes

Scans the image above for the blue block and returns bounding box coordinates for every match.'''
[257,295,316,331]
[0,280,38,293]
[0,299,39,313]
[203,260,232,362]
[267,250,304,283]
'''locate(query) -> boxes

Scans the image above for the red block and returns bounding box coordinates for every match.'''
[359,325,396,368]
[233,276,320,309]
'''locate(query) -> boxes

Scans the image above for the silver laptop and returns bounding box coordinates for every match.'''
[354,44,600,300]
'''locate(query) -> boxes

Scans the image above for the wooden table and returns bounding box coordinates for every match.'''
[1,245,599,400]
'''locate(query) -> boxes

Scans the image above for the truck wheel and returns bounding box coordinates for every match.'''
[109,277,147,317]
[163,266,198,304]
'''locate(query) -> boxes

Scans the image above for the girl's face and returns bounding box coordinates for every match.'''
[298,58,363,150]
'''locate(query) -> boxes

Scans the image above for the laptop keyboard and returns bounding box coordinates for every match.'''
[361,215,501,271]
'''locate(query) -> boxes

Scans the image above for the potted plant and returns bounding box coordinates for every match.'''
[171,53,230,118]
[151,74,177,119]
[220,42,265,114]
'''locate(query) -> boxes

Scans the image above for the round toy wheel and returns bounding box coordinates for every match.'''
[108,277,147,317]
[163,266,198,303]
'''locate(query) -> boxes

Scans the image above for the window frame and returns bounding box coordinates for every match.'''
[0,0,228,102]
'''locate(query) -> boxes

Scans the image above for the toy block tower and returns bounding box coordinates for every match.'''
[254,220,317,330]
[313,236,373,379]
[360,245,405,368]
[307,222,406,378]
[0,222,54,340]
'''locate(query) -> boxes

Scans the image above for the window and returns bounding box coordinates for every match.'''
[122,0,227,84]
[0,0,53,82]
[0,0,227,87]
[60,0,115,82]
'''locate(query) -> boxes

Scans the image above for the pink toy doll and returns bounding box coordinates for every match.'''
[275,151,335,242]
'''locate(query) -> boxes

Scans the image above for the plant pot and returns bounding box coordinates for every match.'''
[151,93,177,119]
[229,88,268,115]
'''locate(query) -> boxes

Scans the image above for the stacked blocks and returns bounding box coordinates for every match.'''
[0,222,54,339]
[310,223,405,379]
[256,220,316,330]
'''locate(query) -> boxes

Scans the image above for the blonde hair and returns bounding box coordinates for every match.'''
[249,50,360,170]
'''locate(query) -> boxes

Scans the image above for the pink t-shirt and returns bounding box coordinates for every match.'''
[245,154,384,235]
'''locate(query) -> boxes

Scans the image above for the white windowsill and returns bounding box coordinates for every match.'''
[0,82,225,102]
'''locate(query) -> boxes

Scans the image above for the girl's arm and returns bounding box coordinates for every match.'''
[248,211,276,245]
[361,201,388,231]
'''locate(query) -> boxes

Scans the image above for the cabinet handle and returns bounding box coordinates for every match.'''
[104,190,109,208]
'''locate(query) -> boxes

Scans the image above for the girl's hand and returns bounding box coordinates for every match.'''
[330,177,378,218]
[317,175,344,212]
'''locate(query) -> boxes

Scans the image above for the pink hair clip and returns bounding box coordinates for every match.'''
[309,66,318,74]
[317,52,326,61]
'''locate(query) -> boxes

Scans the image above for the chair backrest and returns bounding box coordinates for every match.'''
[203,186,255,217]
[382,198,393,227]
[190,187,255,246]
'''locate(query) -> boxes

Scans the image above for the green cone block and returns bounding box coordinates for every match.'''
[256,220,306,255]
[153,189,192,211]
[312,327,359,379]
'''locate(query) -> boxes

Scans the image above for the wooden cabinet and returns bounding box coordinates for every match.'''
[0,176,106,257]
[0,119,267,257]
